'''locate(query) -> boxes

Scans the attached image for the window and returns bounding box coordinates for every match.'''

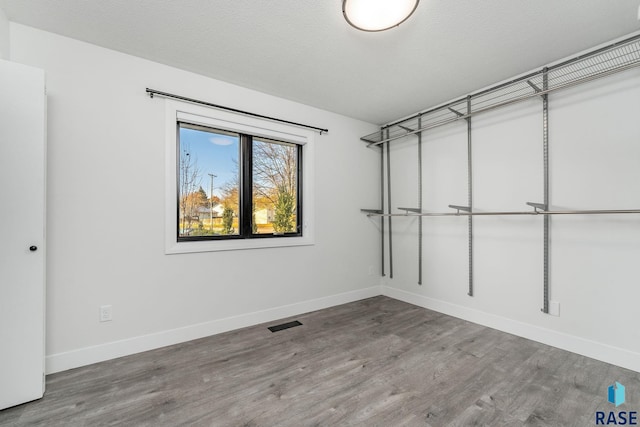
[177,124,301,240]
[251,137,301,236]
[178,124,241,239]
[165,101,314,253]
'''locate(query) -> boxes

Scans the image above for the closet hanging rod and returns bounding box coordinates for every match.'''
[146,88,329,134]
[364,209,640,218]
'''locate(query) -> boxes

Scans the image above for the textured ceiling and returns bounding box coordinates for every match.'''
[1,0,639,125]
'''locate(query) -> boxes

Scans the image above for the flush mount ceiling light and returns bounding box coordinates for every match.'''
[342,0,420,32]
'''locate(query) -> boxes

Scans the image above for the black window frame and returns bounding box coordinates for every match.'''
[176,122,303,242]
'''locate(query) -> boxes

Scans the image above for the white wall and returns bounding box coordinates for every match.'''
[384,67,640,372]
[0,6,9,59]
[9,24,381,373]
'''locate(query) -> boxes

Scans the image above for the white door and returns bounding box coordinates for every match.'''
[0,60,46,410]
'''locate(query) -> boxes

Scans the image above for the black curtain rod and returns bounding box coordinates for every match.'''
[146,88,329,134]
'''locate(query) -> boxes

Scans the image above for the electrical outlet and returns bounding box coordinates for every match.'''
[99,305,112,322]
[549,301,560,317]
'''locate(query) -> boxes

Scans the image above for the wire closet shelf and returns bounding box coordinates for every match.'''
[361,34,640,146]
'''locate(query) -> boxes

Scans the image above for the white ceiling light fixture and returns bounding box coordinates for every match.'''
[342,0,420,32]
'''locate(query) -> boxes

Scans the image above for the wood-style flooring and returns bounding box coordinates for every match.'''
[1,296,638,426]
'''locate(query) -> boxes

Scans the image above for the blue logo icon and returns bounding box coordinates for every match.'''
[596,382,636,425]
[608,382,626,407]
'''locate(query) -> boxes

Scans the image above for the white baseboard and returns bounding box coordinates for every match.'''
[47,284,640,375]
[46,286,382,374]
[382,286,640,373]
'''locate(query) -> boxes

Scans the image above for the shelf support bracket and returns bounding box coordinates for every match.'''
[526,202,547,213]
[448,107,465,118]
[449,205,471,215]
[527,80,542,94]
[360,209,383,215]
[398,207,422,214]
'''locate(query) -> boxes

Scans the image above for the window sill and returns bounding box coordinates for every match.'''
[165,232,314,254]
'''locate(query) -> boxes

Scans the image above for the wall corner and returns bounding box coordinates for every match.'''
[0,7,10,60]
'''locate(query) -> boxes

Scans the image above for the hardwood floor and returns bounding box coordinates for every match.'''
[1,296,638,426]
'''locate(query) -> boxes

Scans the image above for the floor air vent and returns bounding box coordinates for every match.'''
[268,320,302,332]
